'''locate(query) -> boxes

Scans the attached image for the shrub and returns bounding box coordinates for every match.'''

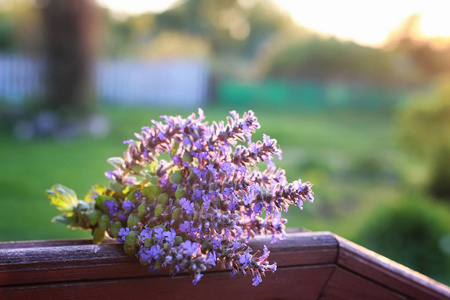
[264,37,400,86]
[398,74,450,200]
[354,195,450,284]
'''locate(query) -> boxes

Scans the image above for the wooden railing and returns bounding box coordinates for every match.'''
[1,231,449,299]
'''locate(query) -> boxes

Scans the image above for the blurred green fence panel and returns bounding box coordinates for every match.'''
[217,79,289,107]
[289,81,326,111]
[217,79,407,112]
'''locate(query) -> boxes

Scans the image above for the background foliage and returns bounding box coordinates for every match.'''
[0,0,450,285]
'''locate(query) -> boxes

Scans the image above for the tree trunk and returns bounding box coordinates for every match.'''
[41,0,97,120]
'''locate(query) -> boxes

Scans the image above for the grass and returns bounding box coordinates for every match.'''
[0,104,398,241]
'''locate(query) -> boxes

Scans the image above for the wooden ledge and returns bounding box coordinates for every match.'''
[1,231,449,299]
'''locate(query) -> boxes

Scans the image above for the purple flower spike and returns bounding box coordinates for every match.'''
[55,109,313,288]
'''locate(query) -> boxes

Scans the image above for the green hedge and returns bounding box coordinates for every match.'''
[353,195,450,284]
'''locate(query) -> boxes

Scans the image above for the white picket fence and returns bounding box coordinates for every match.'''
[0,54,209,107]
[0,54,45,103]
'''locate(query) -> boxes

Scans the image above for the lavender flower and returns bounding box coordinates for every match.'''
[179,198,195,214]
[123,200,135,211]
[154,227,165,242]
[140,226,152,240]
[164,228,176,244]
[117,227,130,243]
[48,109,314,286]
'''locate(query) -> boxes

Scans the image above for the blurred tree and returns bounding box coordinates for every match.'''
[387,14,450,80]
[398,74,450,199]
[155,0,241,54]
[99,9,156,57]
[141,31,210,58]
[41,0,98,120]
[0,14,15,50]
[262,36,405,86]
[245,1,300,58]
[95,0,303,68]
[154,0,297,57]
[0,0,43,52]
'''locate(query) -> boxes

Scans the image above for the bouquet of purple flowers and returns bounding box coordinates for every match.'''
[47,109,313,286]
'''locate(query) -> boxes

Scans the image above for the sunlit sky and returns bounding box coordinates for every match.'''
[96,0,450,47]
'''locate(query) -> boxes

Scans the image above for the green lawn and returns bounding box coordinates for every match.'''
[0,104,398,241]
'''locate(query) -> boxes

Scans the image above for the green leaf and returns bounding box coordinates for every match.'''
[138,202,147,218]
[154,258,162,270]
[51,215,76,226]
[109,181,125,192]
[98,214,110,230]
[201,241,209,252]
[109,221,122,238]
[172,208,180,220]
[88,209,102,226]
[149,161,158,174]
[47,184,78,212]
[206,169,214,182]
[127,214,141,228]
[155,204,163,217]
[175,185,184,199]
[182,151,193,163]
[141,185,161,200]
[124,243,138,255]
[131,164,144,173]
[107,157,124,169]
[93,184,106,194]
[188,171,198,186]
[171,141,180,157]
[124,186,139,202]
[144,238,153,248]
[169,171,183,184]
[93,227,105,244]
[139,257,149,266]
[143,172,158,184]
[153,224,166,231]
[174,236,183,246]
[76,201,90,211]
[157,193,169,205]
[95,195,116,213]
[84,185,106,202]
[125,231,139,246]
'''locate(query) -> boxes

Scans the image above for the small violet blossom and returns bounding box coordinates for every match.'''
[123,200,135,211]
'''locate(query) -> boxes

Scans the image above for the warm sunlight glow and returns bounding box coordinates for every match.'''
[277,0,450,47]
[420,8,450,38]
[97,0,450,47]
[96,0,178,14]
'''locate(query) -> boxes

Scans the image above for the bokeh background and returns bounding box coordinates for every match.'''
[1,0,450,284]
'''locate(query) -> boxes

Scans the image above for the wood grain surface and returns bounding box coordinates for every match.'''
[1,231,449,300]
